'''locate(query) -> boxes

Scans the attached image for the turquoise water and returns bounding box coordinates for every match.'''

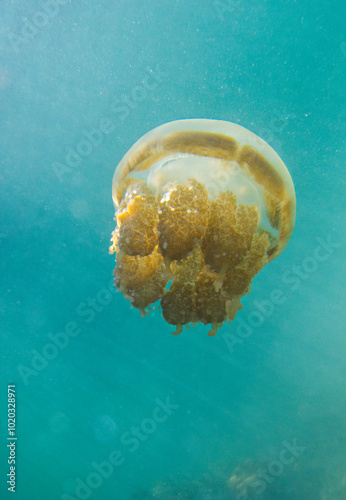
[1,0,345,499]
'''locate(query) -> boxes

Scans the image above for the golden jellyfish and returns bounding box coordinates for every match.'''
[109,119,296,336]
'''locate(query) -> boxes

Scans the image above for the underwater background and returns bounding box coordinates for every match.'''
[0,0,345,499]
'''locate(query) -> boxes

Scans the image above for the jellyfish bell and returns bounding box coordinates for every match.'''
[110,119,296,336]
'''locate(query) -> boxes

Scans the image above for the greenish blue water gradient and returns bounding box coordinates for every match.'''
[0,0,345,498]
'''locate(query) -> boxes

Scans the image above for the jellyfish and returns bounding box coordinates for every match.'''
[110,119,296,336]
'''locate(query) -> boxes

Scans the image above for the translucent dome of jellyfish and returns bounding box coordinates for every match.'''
[109,119,296,336]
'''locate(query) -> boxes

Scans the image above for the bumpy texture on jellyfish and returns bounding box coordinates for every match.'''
[110,120,296,335]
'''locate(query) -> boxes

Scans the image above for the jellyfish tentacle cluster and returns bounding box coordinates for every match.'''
[110,119,296,335]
